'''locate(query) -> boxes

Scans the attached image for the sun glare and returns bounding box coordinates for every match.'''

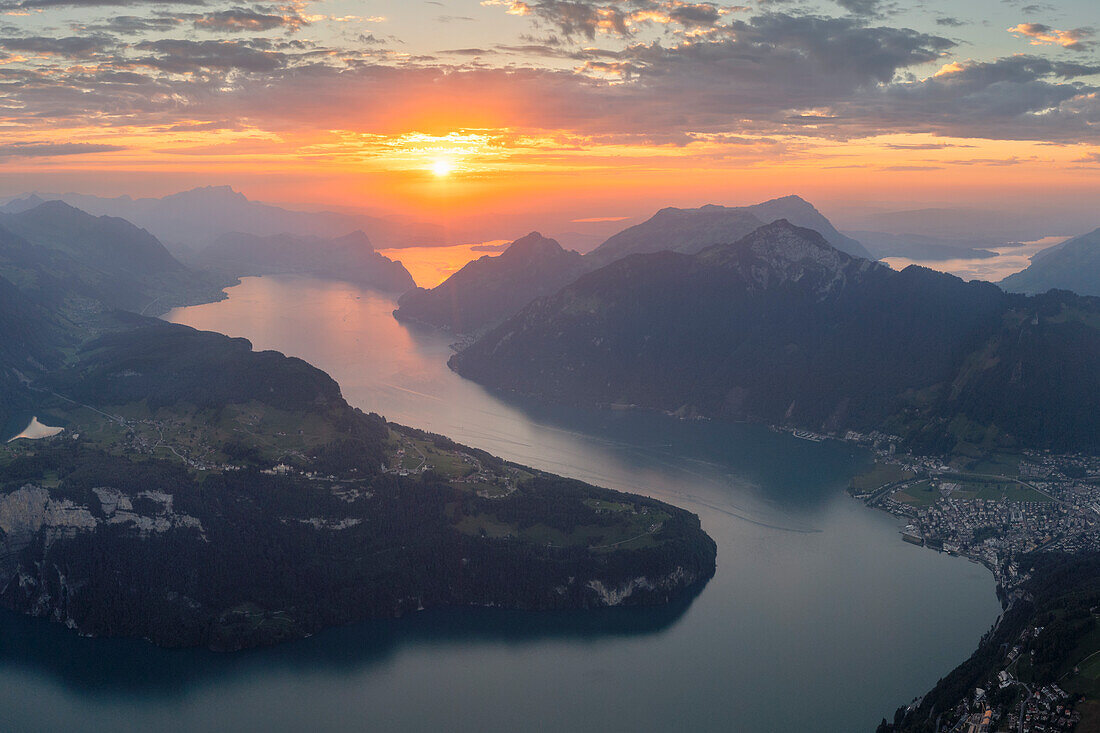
[431,159,454,177]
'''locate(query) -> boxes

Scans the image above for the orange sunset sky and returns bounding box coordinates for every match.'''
[0,0,1097,227]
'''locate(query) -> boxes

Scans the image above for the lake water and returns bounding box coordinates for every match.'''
[0,276,1000,732]
[5,416,63,443]
[378,241,510,288]
[880,236,1070,283]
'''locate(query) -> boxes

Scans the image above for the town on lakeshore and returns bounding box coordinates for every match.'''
[833,427,1100,733]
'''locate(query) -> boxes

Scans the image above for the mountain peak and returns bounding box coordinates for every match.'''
[500,231,566,260]
[762,194,811,206]
[696,219,878,295]
[332,230,374,250]
[164,185,249,204]
[701,218,834,258]
[0,194,48,214]
[19,199,84,220]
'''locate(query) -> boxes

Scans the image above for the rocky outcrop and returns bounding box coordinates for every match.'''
[0,484,203,576]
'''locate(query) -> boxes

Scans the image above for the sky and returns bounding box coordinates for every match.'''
[0,0,1097,227]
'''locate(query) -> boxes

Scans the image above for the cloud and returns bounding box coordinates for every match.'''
[0,141,126,156]
[883,142,975,149]
[0,2,1096,155]
[1008,23,1094,51]
[480,1,729,39]
[0,0,203,7]
[79,15,182,33]
[0,34,115,56]
[133,38,287,71]
[193,9,297,33]
[833,0,893,19]
[441,47,498,56]
[839,55,1100,141]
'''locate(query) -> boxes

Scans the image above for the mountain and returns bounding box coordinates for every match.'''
[394,232,586,333]
[0,209,715,650]
[999,227,1100,296]
[0,194,47,214]
[0,200,228,315]
[849,230,997,261]
[450,220,1100,455]
[397,197,870,336]
[194,230,415,292]
[585,195,871,267]
[15,186,446,254]
[0,272,71,435]
[0,320,714,650]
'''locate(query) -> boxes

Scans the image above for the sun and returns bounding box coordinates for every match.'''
[431,159,454,177]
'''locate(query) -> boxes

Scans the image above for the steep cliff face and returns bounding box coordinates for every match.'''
[0,484,206,628]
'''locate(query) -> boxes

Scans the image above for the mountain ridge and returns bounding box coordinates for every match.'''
[0,203,715,650]
[1000,227,1100,297]
[395,197,870,335]
[450,220,1100,454]
[3,186,446,255]
[194,230,415,293]
[586,195,872,266]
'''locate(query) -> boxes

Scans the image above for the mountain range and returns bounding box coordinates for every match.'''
[395,195,870,334]
[0,200,714,649]
[0,200,228,318]
[450,220,1100,455]
[585,195,871,266]
[0,186,445,255]
[194,230,415,292]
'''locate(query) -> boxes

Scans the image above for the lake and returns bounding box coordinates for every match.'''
[0,276,1000,732]
[880,236,1069,283]
[5,416,64,443]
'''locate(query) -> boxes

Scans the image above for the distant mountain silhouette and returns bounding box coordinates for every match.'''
[10,186,445,254]
[849,207,1079,246]
[398,197,870,335]
[0,194,47,214]
[585,195,871,266]
[0,199,223,429]
[196,230,415,293]
[394,232,586,334]
[0,200,226,315]
[452,220,1100,454]
[1000,228,1100,296]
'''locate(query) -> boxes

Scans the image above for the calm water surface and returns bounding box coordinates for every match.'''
[0,276,1000,732]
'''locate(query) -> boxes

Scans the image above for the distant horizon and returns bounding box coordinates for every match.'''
[2,184,1096,248]
[1,0,1096,226]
